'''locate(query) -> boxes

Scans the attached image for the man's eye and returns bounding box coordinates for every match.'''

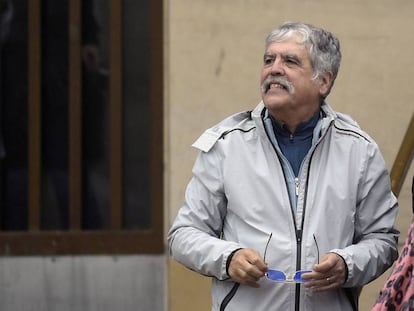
[264,58,273,65]
[286,58,298,65]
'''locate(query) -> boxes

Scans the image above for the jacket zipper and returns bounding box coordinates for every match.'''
[263,119,302,309]
[295,229,303,311]
[262,116,334,310]
[293,120,334,310]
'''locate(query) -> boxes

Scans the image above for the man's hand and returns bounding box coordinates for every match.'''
[302,252,347,291]
[228,248,268,288]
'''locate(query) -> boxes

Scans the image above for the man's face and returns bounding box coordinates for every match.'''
[260,36,329,117]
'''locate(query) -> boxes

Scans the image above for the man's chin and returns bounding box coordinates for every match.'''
[262,94,290,108]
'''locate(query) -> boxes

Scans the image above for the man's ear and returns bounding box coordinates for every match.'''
[319,71,334,97]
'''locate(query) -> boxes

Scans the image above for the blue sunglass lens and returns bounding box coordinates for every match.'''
[266,270,312,282]
[293,270,312,282]
[266,270,286,281]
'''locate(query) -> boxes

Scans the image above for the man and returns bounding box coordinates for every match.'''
[168,22,399,311]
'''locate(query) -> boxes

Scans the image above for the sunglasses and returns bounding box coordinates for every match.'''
[263,233,319,283]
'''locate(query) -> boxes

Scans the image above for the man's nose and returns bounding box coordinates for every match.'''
[270,59,285,76]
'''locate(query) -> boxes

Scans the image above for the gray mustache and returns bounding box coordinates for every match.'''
[261,76,294,94]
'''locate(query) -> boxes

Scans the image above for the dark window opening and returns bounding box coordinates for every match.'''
[0,0,163,255]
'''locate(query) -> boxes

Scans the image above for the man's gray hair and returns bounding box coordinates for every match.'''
[265,22,341,97]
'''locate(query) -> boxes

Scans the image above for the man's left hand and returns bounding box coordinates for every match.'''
[301,252,347,291]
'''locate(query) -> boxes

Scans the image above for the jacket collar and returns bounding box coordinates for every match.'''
[252,100,337,138]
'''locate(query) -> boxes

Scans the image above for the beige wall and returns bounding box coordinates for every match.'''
[165,1,414,310]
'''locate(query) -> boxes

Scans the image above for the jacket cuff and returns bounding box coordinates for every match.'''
[226,248,243,277]
[329,250,349,283]
[337,253,349,283]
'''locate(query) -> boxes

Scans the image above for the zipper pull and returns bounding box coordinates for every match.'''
[296,229,302,243]
[295,177,299,196]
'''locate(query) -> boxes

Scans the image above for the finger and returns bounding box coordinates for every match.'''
[245,265,266,280]
[241,250,268,272]
[299,270,316,280]
[232,268,262,288]
[313,253,346,284]
[312,276,337,292]
[228,249,267,287]
[312,253,337,273]
[251,257,269,272]
[304,274,341,292]
[242,250,268,272]
[231,264,265,282]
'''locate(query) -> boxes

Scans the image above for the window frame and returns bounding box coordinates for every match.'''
[0,0,163,255]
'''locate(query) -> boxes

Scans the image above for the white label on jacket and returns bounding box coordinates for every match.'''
[192,129,221,152]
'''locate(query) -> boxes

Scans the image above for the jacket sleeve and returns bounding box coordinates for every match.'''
[331,141,399,287]
[167,148,241,280]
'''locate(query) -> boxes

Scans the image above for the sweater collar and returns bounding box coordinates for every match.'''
[270,110,321,139]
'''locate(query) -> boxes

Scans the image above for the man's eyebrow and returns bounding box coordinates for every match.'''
[263,52,300,59]
[282,53,303,65]
[282,53,300,60]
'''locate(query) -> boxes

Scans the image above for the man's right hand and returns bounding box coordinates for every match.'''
[228,248,268,288]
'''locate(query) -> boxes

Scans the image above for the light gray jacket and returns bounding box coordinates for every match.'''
[168,101,399,311]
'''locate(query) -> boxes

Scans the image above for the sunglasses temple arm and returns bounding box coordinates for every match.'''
[313,234,320,264]
[263,233,273,262]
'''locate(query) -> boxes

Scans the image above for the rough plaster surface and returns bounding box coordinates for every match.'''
[166,1,414,310]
